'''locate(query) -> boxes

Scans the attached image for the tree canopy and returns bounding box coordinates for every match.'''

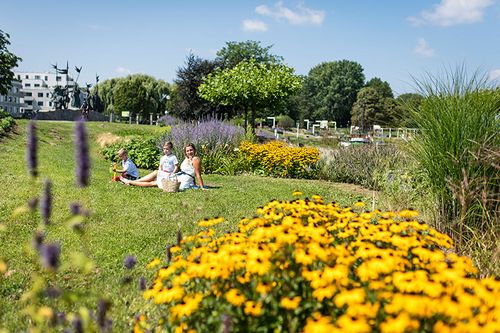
[365,77,394,98]
[0,30,22,95]
[198,59,302,130]
[170,53,218,120]
[108,74,170,119]
[351,87,397,129]
[215,40,283,69]
[301,60,365,126]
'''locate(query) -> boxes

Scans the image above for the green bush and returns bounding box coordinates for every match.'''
[100,136,161,169]
[317,144,408,190]
[0,108,15,136]
[277,114,295,129]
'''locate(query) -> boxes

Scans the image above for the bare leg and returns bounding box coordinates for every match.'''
[120,177,158,187]
[136,170,158,182]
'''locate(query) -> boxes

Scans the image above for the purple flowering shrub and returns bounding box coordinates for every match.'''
[161,119,245,174]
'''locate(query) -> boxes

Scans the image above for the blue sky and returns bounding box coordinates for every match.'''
[2,0,499,95]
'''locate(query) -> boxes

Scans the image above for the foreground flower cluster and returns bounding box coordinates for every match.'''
[239,141,319,178]
[137,196,500,332]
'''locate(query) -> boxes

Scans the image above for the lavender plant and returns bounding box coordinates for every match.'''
[40,178,52,225]
[75,120,90,187]
[161,119,244,173]
[26,120,38,177]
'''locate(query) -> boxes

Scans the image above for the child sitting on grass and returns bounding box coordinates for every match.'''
[120,142,179,188]
[115,148,139,180]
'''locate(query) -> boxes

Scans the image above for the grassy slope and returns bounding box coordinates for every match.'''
[0,120,369,331]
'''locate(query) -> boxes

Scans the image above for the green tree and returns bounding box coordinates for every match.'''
[301,60,365,126]
[171,53,218,121]
[395,93,424,127]
[198,59,302,132]
[0,30,22,96]
[366,77,394,98]
[112,74,169,120]
[351,87,396,130]
[215,40,283,69]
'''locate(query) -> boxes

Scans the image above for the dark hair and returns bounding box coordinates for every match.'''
[164,141,173,149]
[184,143,197,156]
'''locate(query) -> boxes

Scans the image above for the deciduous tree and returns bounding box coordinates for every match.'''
[301,60,365,126]
[0,30,22,95]
[199,59,302,132]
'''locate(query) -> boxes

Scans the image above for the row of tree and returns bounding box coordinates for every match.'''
[2,30,422,128]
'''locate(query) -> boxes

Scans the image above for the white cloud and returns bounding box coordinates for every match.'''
[409,0,494,27]
[255,1,325,26]
[489,69,500,81]
[242,19,268,32]
[414,38,435,57]
[115,67,131,75]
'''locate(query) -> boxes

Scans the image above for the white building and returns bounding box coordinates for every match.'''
[0,80,25,117]
[15,71,82,113]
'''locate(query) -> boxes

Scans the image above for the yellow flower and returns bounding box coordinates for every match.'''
[354,200,366,208]
[292,191,303,196]
[280,296,301,310]
[303,313,337,333]
[225,289,246,306]
[243,301,262,316]
[170,293,203,319]
[146,258,161,269]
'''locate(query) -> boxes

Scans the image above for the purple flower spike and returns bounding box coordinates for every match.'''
[26,120,38,177]
[32,230,45,251]
[40,243,61,271]
[124,255,137,269]
[139,276,146,291]
[40,179,52,225]
[70,202,81,215]
[27,197,39,211]
[75,120,90,187]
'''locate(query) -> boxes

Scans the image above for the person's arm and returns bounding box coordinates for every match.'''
[192,157,205,190]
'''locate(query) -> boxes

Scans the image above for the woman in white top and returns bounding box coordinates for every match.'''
[177,143,205,191]
[121,142,179,188]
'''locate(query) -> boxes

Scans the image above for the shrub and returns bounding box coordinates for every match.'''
[0,108,15,136]
[277,114,295,129]
[317,144,407,190]
[136,196,500,333]
[161,119,244,174]
[239,141,319,178]
[409,68,499,271]
[100,136,161,169]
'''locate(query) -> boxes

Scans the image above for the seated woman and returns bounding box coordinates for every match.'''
[177,143,205,191]
[121,142,179,188]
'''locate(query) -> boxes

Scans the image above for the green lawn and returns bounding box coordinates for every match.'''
[0,120,370,331]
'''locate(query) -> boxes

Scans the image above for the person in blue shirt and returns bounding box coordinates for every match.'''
[115,148,139,180]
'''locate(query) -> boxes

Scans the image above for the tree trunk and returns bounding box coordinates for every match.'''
[244,105,248,132]
[250,103,256,134]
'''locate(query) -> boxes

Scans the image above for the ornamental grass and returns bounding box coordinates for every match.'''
[239,141,319,178]
[137,196,500,332]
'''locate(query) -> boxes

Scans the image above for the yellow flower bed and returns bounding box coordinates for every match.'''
[239,141,319,178]
[137,196,500,333]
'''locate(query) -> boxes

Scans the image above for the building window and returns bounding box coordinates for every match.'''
[25,92,32,97]
[37,101,44,106]
[56,76,61,81]
[35,75,41,80]
[25,75,29,79]
[49,102,53,106]
[38,92,43,97]
[26,101,33,106]
[34,84,40,87]
[25,83,31,87]
[45,76,48,80]
[17,75,21,80]
[8,97,12,102]
[46,93,50,97]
